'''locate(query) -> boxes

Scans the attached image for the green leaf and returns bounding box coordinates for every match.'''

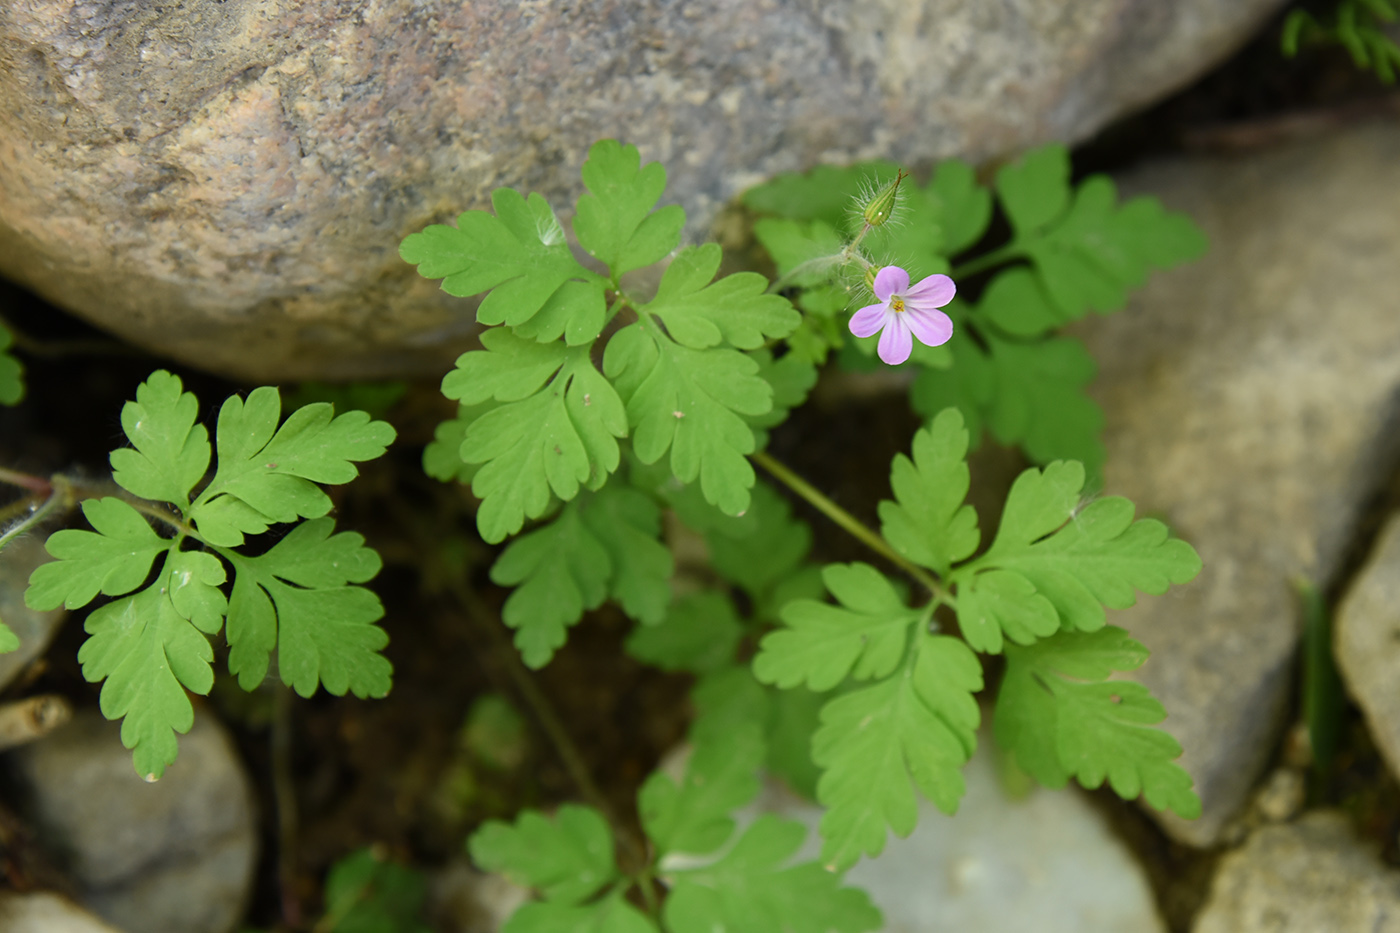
[26,498,169,611]
[322,848,431,933]
[491,500,608,669]
[640,724,763,857]
[579,484,673,625]
[743,161,901,233]
[995,627,1200,818]
[704,480,813,606]
[995,145,1071,238]
[189,387,395,546]
[691,666,825,798]
[574,139,685,279]
[952,462,1201,650]
[643,244,799,350]
[0,322,23,406]
[604,319,770,516]
[400,189,607,344]
[754,562,921,692]
[492,484,671,668]
[77,578,214,780]
[107,370,211,508]
[752,218,848,287]
[745,350,816,451]
[166,549,228,634]
[929,159,993,256]
[981,331,1104,472]
[625,591,742,674]
[1022,176,1208,320]
[469,804,618,905]
[812,635,982,869]
[909,303,993,441]
[975,267,1061,338]
[878,408,980,577]
[0,620,19,654]
[504,894,658,933]
[444,329,626,543]
[223,518,390,698]
[662,815,882,933]
[422,402,493,484]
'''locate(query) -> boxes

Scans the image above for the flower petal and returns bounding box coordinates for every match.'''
[904,307,954,348]
[877,315,913,365]
[849,303,890,339]
[904,273,956,309]
[873,266,910,302]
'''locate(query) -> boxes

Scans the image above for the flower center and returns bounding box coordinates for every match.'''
[890,296,906,313]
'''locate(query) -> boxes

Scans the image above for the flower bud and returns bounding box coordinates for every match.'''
[861,169,907,228]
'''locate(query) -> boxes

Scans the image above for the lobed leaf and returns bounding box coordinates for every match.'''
[77,579,214,780]
[190,387,395,546]
[754,562,921,692]
[470,804,618,905]
[625,591,742,674]
[812,635,982,869]
[952,462,1201,649]
[444,329,626,543]
[579,484,673,626]
[503,894,658,933]
[223,518,390,698]
[322,848,432,933]
[604,320,770,516]
[400,189,607,345]
[109,369,210,508]
[643,244,799,351]
[26,498,169,611]
[994,627,1200,818]
[663,815,882,933]
[982,331,1104,473]
[745,349,817,451]
[878,408,980,577]
[640,724,763,857]
[574,139,685,279]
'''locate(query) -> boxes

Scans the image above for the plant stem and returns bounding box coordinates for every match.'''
[752,450,951,602]
[950,243,1022,280]
[0,467,51,497]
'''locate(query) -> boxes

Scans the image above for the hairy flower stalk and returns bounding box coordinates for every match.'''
[849,265,955,365]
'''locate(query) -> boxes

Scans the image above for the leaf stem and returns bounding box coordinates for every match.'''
[0,466,52,497]
[752,450,951,602]
[0,478,71,554]
[950,243,1023,280]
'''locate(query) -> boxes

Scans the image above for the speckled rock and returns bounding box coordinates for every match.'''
[1336,513,1400,783]
[0,0,1283,381]
[1074,120,1400,846]
[1193,812,1400,933]
[3,709,258,933]
[0,892,124,933]
[753,736,1166,933]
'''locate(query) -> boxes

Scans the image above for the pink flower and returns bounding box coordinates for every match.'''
[849,266,955,365]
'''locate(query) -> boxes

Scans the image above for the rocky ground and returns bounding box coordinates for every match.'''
[3,3,1400,932]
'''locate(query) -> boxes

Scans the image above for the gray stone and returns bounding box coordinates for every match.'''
[1336,513,1400,782]
[753,737,1166,933]
[3,709,258,933]
[0,0,1282,381]
[1193,812,1400,933]
[0,892,125,933]
[0,535,67,692]
[1074,120,1400,846]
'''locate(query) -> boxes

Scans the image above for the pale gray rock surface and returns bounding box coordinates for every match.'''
[1075,120,1400,845]
[0,0,1283,381]
[0,892,125,933]
[3,709,258,933]
[0,535,66,692]
[754,738,1166,933]
[1193,812,1400,933]
[1336,512,1400,782]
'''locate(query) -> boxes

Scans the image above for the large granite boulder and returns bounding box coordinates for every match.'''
[0,0,1283,381]
[1075,119,1400,846]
